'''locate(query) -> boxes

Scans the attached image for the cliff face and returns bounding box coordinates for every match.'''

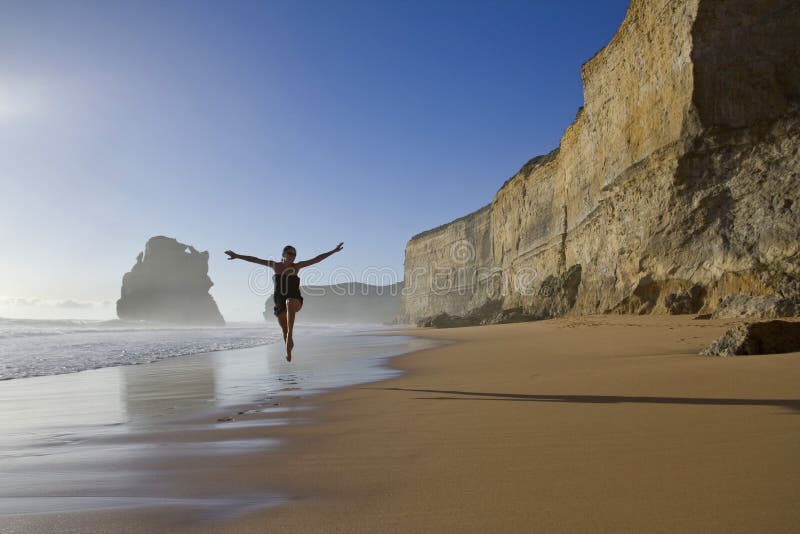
[400,0,800,326]
[117,236,225,325]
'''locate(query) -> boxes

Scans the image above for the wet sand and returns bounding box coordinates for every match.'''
[4,315,800,533]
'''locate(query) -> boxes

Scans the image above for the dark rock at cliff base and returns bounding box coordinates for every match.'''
[528,264,583,319]
[701,321,800,356]
[117,236,225,325]
[664,285,706,315]
[418,313,474,328]
[416,300,543,328]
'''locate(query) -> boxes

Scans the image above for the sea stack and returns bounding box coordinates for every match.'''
[399,0,800,326]
[117,236,225,325]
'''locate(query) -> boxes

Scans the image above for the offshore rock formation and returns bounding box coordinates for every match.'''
[399,0,800,326]
[117,236,225,325]
[265,282,402,325]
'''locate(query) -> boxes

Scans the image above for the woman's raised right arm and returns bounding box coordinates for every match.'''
[225,250,276,268]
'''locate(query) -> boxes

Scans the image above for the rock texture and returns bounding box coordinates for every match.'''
[702,321,800,356]
[399,0,800,326]
[711,295,800,319]
[265,282,402,325]
[117,236,225,325]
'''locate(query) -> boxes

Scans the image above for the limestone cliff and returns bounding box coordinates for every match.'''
[117,236,225,325]
[400,0,800,326]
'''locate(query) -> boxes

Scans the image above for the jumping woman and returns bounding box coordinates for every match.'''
[225,243,343,361]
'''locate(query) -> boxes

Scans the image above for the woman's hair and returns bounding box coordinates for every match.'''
[283,245,296,255]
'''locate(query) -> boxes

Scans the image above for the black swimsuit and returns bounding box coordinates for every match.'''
[273,271,303,316]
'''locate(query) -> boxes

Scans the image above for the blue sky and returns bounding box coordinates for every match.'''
[1,0,629,321]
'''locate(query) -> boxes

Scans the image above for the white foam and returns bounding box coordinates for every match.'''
[0,318,287,380]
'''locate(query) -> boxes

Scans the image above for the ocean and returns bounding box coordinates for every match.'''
[0,317,387,381]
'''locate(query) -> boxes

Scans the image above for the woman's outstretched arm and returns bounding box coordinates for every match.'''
[295,242,344,269]
[225,250,276,268]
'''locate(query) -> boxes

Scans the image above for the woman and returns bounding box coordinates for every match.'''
[225,242,344,361]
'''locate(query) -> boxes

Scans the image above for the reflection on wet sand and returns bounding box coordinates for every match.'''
[0,332,440,523]
[120,354,217,424]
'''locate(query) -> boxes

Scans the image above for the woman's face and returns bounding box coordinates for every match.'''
[283,249,296,262]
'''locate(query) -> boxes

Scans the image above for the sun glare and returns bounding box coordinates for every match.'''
[0,80,41,119]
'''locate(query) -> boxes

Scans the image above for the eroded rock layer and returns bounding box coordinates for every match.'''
[400,0,800,326]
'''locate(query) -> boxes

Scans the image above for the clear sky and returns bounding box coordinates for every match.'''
[1,0,629,322]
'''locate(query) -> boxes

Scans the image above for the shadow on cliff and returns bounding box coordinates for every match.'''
[366,387,800,412]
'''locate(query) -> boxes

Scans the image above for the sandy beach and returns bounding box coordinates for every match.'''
[4,315,799,533]
[4,0,798,531]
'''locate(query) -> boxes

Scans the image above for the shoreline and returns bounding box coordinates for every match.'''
[4,315,800,533]
[0,327,441,529]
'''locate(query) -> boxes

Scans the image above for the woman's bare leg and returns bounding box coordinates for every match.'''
[276,312,288,342]
[285,298,302,361]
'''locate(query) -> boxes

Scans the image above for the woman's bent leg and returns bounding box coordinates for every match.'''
[276,312,288,341]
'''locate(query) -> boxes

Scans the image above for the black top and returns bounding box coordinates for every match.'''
[273,272,302,299]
